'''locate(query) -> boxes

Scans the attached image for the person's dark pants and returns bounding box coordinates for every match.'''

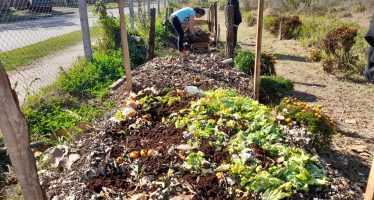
[233,26,239,47]
[170,15,184,52]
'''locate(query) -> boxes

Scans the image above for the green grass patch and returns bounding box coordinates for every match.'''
[0,26,100,71]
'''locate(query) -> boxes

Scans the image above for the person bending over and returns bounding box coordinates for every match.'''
[169,7,205,53]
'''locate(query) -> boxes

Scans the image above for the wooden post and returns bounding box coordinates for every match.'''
[0,64,47,200]
[129,0,135,28]
[157,0,160,15]
[147,0,151,17]
[118,0,133,92]
[225,5,234,59]
[253,0,264,101]
[148,8,156,61]
[78,0,93,60]
[365,159,374,200]
[208,6,212,32]
[214,2,218,44]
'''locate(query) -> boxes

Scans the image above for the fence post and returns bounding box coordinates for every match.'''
[78,0,93,60]
[214,2,217,44]
[0,64,47,200]
[118,0,133,92]
[148,8,156,61]
[253,0,264,101]
[129,0,135,28]
[225,5,234,59]
[157,0,160,15]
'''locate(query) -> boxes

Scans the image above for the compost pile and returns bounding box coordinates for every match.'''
[185,29,212,44]
[130,54,253,96]
[39,55,362,200]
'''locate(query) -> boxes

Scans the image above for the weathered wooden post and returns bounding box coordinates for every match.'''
[365,159,374,200]
[0,64,47,200]
[157,0,160,15]
[78,0,93,60]
[148,8,156,61]
[253,0,264,101]
[225,5,234,59]
[118,0,133,91]
[214,2,218,44]
[129,0,135,28]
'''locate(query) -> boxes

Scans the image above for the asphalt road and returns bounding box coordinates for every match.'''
[0,3,162,51]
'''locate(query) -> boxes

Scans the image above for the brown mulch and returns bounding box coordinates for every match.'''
[127,54,253,96]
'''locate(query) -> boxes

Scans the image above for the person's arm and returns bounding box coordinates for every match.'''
[188,15,196,34]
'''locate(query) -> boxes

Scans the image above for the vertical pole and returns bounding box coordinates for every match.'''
[148,8,156,61]
[225,5,234,59]
[147,0,151,17]
[118,0,133,92]
[214,2,218,44]
[253,0,264,101]
[164,0,167,8]
[129,0,135,28]
[78,0,93,60]
[157,0,160,15]
[364,159,374,200]
[0,64,47,200]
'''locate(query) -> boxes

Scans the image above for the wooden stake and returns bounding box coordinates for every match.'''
[78,0,93,60]
[118,0,133,92]
[365,159,374,200]
[148,8,156,61]
[253,0,264,101]
[225,5,234,59]
[0,64,46,200]
[214,2,218,44]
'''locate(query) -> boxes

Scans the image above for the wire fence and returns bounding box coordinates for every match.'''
[0,0,166,104]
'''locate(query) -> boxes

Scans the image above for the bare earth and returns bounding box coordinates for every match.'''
[218,11,374,194]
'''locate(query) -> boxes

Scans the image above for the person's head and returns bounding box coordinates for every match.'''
[194,7,205,18]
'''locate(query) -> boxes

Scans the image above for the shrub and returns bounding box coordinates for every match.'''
[276,97,335,150]
[268,15,302,39]
[320,26,358,72]
[234,50,276,76]
[259,76,294,104]
[308,49,322,62]
[354,1,366,13]
[280,0,313,10]
[95,0,147,67]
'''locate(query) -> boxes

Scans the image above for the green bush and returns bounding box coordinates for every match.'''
[23,50,122,144]
[260,76,294,104]
[95,0,147,67]
[234,50,276,76]
[243,11,256,27]
[57,50,124,99]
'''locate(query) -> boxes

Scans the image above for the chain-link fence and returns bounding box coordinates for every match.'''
[0,0,166,104]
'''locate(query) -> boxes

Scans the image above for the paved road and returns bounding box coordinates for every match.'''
[0,3,162,51]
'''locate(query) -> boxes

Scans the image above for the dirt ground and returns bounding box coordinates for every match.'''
[217,10,374,194]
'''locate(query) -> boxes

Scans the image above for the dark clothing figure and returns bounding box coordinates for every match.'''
[364,14,374,83]
[170,15,185,52]
[227,0,242,47]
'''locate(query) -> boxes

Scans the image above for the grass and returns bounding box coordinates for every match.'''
[0,26,100,71]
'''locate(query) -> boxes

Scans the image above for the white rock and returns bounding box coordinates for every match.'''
[185,86,201,95]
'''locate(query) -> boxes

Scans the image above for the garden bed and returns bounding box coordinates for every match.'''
[38,54,362,200]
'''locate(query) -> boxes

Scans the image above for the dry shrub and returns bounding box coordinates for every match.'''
[245,12,256,27]
[268,15,302,40]
[308,49,322,62]
[320,26,358,72]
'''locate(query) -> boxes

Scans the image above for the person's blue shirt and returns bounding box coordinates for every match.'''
[172,7,196,23]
